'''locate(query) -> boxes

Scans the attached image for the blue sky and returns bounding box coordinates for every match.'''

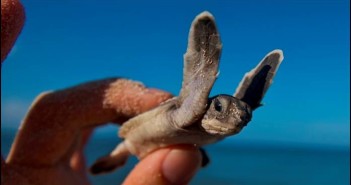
[1,0,350,147]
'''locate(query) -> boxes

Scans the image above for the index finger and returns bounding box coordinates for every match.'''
[7,79,172,168]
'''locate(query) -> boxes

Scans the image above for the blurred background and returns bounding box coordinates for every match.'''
[1,0,349,184]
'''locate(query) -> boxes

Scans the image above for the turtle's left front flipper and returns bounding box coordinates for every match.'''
[175,11,222,127]
[234,50,283,110]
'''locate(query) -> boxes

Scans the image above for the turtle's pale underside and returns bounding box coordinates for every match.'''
[91,11,283,174]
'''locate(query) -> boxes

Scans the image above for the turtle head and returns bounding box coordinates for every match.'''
[201,94,252,136]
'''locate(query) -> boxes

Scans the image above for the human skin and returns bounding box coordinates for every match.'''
[1,0,202,185]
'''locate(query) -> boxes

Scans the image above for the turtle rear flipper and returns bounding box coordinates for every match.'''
[90,142,130,175]
[199,147,210,167]
[234,50,283,110]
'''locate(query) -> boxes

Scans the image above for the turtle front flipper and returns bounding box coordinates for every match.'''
[234,50,283,110]
[175,11,222,127]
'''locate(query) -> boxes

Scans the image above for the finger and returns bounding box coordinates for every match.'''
[7,78,172,168]
[104,80,173,124]
[70,128,93,176]
[123,145,202,185]
[1,0,25,63]
[70,128,94,183]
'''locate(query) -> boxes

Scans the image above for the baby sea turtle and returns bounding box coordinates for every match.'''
[90,11,283,174]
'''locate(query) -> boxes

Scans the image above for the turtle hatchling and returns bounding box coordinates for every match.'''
[90,11,284,174]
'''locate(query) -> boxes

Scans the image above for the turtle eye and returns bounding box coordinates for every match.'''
[214,98,222,112]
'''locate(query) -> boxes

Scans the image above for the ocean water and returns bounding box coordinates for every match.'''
[1,128,350,185]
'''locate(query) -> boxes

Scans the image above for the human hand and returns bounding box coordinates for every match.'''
[1,1,202,185]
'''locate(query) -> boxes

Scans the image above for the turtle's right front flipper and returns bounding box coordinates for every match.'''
[234,50,283,110]
[175,11,222,127]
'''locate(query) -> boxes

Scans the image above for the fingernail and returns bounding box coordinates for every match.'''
[162,147,201,185]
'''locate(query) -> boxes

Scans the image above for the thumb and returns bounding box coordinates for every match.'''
[122,145,202,185]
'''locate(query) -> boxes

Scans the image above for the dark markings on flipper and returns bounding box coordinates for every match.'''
[200,147,210,167]
[234,50,283,110]
[241,65,271,109]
